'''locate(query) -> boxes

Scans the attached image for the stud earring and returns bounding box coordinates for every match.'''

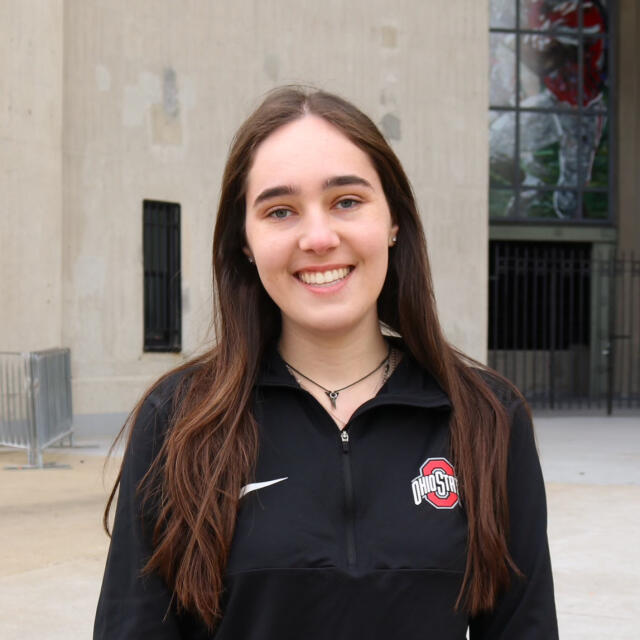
[247,255,254,264]
[390,236,397,246]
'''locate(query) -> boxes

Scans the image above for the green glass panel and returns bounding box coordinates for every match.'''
[489,189,516,219]
[583,192,609,220]
[522,189,578,220]
[519,114,577,188]
[585,116,609,188]
[490,111,517,187]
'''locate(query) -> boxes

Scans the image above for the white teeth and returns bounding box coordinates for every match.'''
[298,267,351,285]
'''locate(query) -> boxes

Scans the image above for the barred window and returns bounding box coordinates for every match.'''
[488,240,592,351]
[143,200,181,352]
[489,0,612,222]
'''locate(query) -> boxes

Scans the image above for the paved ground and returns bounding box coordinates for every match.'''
[534,416,640,638]
[0,414,638,639]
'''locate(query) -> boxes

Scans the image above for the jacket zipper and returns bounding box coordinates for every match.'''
[340,429,357,569]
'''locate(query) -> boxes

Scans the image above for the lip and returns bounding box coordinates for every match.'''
[294,263,354,274]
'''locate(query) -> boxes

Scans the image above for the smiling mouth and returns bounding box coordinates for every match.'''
[296,266,354,286]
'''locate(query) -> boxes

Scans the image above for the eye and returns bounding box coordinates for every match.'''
[268,208,293,220]
[335,198,360,210]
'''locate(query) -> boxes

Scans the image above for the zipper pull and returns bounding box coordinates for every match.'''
[340,430,350,453]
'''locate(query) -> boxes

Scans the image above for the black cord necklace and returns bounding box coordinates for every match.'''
[283,345,392,409]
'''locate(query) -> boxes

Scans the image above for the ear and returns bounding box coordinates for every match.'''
[242,246,255,263]
[389,223,399,246]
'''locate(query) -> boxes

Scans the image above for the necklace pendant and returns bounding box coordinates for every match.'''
[327,390,339,409]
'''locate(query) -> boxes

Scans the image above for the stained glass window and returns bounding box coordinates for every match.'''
[489,0,611,221]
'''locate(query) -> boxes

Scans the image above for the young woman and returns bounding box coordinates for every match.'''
[94,87,558,639]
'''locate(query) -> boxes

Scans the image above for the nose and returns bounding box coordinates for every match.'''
[297,211,340,254]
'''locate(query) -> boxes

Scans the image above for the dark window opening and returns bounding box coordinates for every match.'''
[489,240,592,350]
[143,200,181,352]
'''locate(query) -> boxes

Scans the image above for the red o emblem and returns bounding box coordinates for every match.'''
[411,457,460,509]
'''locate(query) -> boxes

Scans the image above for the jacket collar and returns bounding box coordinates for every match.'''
[256,337,451,412]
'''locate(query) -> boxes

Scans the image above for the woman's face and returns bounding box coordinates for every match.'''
[244,115,398,339]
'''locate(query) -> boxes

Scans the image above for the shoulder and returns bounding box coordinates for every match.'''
[471,366,536,454]
[474,366,523,411]
[124,363,201,469]
[144,364,198,420]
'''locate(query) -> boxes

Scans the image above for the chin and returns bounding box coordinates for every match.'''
[291,310,376,337]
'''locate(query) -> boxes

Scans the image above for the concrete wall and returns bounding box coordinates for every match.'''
[7,0,490,413]
[618,0,640,253]
[0,1,64,351]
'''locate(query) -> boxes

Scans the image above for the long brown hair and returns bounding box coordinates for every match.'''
[105,86,522,629]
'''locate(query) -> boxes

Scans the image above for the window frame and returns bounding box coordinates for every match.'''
[143,199,182,353]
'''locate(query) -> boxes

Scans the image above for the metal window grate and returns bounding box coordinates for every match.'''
[143,200,181,352]
[489,241,592,351]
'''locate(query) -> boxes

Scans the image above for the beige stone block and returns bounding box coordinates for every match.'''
[0,142,63,351]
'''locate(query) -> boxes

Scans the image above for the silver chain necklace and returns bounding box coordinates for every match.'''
[283,345,392,409]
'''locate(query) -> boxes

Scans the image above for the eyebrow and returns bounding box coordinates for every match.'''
[252,175,373,207]
[253,185,300,207]
[323,175,373,190]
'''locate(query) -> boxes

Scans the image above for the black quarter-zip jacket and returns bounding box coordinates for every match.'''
[94,343,559,639]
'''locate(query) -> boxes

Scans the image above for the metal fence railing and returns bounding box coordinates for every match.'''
[489,243,640,412]
[0,348,73,467]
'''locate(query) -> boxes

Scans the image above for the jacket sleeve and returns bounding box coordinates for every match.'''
[469,401,559,639]
[93,386,184,639]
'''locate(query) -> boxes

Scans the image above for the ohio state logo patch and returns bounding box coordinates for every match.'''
[411,457,460,509]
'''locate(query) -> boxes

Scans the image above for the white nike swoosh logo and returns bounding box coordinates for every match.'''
[239,477,288,498]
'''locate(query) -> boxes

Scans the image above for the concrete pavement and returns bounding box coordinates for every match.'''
[0,414,638,639]
[535,416,640,638]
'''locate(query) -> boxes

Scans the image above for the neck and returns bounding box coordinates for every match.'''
[278,316,389,389]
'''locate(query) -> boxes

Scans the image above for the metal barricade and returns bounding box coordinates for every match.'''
[0,348,73,467]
